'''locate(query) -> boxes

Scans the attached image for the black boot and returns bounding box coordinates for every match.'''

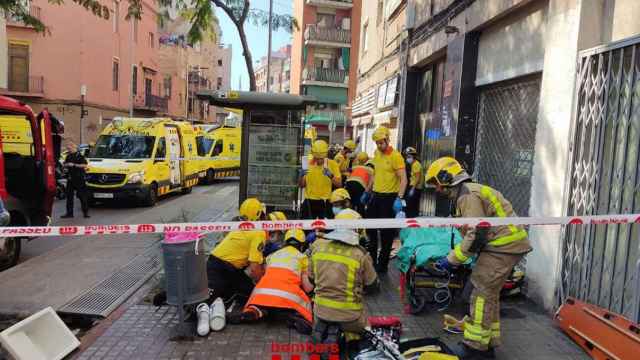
[450,342,495,359]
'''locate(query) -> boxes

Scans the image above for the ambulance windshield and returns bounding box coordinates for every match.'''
[92,134,156,159]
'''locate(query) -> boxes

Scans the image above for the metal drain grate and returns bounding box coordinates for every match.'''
[59,245,161,317]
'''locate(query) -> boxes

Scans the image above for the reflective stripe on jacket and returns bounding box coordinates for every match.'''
[245,246,312,322]
[448,183,532,264]
[309,239,377,322]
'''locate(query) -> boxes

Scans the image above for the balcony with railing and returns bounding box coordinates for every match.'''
[2,75,45,97]
[302,67,349,87]
[304,25,351,48]
[145,94,169,113]
[7,5,42,28]
[306,0,353,9]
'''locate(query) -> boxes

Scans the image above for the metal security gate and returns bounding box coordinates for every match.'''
[474,77,541,216]
[560,36,640,321]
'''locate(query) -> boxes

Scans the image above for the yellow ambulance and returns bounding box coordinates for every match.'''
[86,118,200,206]
[195,124,241,184]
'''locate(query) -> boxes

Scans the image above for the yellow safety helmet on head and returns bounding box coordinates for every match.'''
[311,140,329,158]
[268,211,287,222]
[239,198,266,221]
[404,147,418,156]
[355,152,369,164]
[425,157,471,187]
[343,140,357,151]
[284,229,305,244]
[330,188,351,203]
[372,126,390,142]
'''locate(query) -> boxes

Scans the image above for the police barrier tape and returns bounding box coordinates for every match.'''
[87,156,242,162]
[2,214,640,237]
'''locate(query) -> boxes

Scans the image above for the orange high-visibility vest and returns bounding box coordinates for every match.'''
[244,246,312,322]
[347,165,373,188]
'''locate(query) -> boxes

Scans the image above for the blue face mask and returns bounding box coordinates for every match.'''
[332,207,342,216]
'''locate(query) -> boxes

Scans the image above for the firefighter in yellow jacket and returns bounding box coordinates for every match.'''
[425,157,532,360]
[309,210,379,355]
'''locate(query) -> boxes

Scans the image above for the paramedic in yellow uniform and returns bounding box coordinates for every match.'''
[207,198,268,305]
[362,126,407,273]
[299,140,342,219]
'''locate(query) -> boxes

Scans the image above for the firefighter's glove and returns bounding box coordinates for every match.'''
[435,257,454,273]
[306,231,317,245]
[322,168,333,179]
[393,197,406,214]
[360,192,371,205]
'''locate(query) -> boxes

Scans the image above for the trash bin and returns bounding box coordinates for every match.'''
[162,232,209,306]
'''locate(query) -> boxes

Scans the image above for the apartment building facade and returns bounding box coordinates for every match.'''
[2,0,162,144]
[256,44,292,93]
[291,0,361,143]
[378,0,640,321]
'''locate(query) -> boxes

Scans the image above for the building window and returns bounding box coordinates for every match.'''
[362,22,369,53]
[164,76,172,98]
[132,65,138,95]
[149,32,154,48]
[218,59,222,66]
[113,0,119,33]
[217,77,223,90]
[8,43,29,93]
[112,59,119,91]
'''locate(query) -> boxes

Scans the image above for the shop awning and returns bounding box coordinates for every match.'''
[304,111,346,126]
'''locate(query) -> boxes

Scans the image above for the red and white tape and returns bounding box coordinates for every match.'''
[1,214,639,237]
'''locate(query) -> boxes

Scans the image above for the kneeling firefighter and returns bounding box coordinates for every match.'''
[228,229,314,334]
[425,157,532,360]
[309,209,380,357]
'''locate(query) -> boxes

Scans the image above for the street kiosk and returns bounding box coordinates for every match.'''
[197,91,316,214]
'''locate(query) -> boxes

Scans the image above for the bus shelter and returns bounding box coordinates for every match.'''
[197,91,316,213]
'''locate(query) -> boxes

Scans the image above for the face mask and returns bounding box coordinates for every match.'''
[332,207,342,216]
[407,157,414,164]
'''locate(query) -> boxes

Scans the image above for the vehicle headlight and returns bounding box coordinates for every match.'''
[127,171,144,184]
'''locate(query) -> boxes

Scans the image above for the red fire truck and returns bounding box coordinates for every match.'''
[0,96,56,270]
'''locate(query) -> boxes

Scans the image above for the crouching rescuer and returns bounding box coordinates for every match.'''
[426,157,532,360]
[309,210,380,356]
[228,229,314,335]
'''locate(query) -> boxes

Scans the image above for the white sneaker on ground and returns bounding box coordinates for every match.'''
[209,297,226,331]
[196,303,210,336]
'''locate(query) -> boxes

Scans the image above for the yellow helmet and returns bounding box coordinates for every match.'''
[404,147,418,156]
[268,211,287,221]
[425,157,471,187]
[311,140,329,158]
[356,152,369,164]
[335,208,362,220]
[330,188,351,203]
[284,229,305,243]
[343,140,357,151]
[372,126,390,142]
[239,198,266,221]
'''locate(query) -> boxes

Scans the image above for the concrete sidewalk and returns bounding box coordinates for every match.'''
[73,262,588,360]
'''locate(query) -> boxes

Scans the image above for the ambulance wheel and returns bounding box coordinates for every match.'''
[206,169,216,184]
[182,186,192,195]
[143,184,158,207]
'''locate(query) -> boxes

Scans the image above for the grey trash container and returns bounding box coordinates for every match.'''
[162,238,209,306]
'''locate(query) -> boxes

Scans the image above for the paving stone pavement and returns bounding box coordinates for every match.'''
[74,263,589,360]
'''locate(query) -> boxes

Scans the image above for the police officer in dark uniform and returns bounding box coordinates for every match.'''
[61,142,90,218]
